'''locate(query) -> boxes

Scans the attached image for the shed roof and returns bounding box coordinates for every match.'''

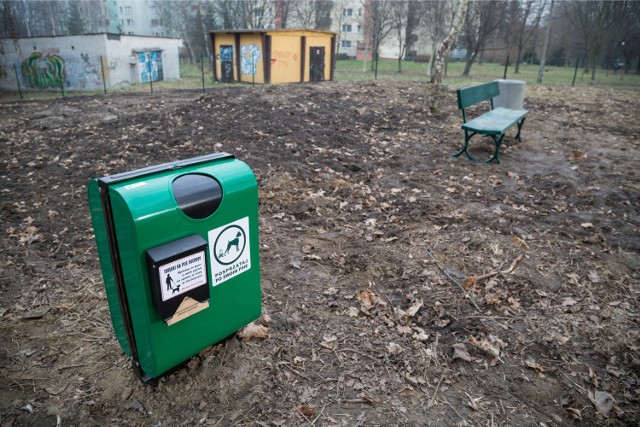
[210,28,337,36]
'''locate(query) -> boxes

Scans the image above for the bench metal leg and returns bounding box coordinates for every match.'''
[515,117,526,142]
[452,130,475,159]
[452,131,503,164]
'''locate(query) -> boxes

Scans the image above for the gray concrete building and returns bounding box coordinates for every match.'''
[0,33,181,92]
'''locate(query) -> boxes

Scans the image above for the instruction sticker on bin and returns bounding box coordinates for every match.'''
[209,217,251,286]
[159,251,207,301]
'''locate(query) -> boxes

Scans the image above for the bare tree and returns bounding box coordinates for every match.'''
[566,0,619,80]
[272,0,291,28]
[364,0,394,69]
[155,0,212,62]
[214,0,246,29]
[422,1,455,76]
[291,0,318,28]
[430,0,468,85]
[536,0,553,83]
[460,0,506,76]
[403,0,422,59]
[314,0,333,30]
[390,1,409,72]
[241,0,275,29]
[504,0,544,73]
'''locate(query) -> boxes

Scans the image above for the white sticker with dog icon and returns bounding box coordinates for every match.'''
[158,251,207,302]
[208,217,251,286]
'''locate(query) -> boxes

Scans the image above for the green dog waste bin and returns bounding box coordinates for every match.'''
[87,153,261,380]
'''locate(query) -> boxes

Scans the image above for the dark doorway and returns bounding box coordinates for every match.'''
[309,47,325,82]
[220,45,234,83]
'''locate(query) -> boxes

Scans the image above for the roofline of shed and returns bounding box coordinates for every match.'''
[0,32,181,41]
[209,28,337,36]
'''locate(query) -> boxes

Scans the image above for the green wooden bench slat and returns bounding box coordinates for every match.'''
[457,81,499,109]
[462,107,528,135]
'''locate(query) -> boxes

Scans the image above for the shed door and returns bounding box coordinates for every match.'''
[220,45,234,83]
[138,51,163,83]
[309,47,325,82]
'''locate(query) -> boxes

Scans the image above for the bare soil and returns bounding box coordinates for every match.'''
[1,80,639,426]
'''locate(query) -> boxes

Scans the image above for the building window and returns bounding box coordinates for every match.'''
[128,32,134,35]
[125,6,132,15]
[126,19,133,26]
[151,19,159,27]
[357,24,362,33]
[341,24,352,32]
[358,8,362,16]
[341,40,352,48]
[342,8,352,16]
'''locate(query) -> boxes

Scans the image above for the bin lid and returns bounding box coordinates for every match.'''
[98,152,234,186]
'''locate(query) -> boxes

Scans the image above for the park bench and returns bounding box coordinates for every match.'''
[452,81,528,163]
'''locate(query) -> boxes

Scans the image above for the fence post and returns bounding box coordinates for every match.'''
[148,57,154,94]
[13,63,23,100]
[201,53,205,93]
[572,57,579,87]
[100,55,107,94]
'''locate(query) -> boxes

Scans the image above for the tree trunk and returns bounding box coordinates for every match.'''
[431,0,469,85]
[427,44,438,77]
[536,0,554,84]
[462,50,477,76]
[514,43,524,73]
[590,54,596,80]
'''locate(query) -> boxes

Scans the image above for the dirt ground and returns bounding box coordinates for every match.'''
[0,80,639,426]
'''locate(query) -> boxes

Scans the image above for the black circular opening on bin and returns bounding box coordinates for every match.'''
[172,173,222,219]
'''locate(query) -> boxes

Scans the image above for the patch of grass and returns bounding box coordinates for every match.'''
[334,59,640,91]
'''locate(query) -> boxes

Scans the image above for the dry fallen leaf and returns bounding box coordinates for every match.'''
[357,288,385,313]
[347,306,359,317]
[299,405,317,417]
[237,322,270,341]
[566,407,582,420]
[524,358,545,372]
[452,343,472,362]
[469,335,503,360]
[463,275,476,289]
[507,297,522,311]
[321,334,338,350]
[396,325,412,335]
[405,299,423,317]
[569,150,587,160]
[386,342,403,355]
[589,390,617,417]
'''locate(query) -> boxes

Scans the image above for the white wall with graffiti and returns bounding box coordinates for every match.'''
[0,34,181,92]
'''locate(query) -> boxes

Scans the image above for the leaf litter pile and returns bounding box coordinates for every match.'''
[1,81,639,426]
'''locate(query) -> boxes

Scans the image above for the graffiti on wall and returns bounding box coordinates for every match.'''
[64,54,101,88]
[240,43,261,76]
[21,52,66,88]
[271,49,298,68]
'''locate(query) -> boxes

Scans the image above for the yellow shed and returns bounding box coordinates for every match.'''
[209,29,336,84]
